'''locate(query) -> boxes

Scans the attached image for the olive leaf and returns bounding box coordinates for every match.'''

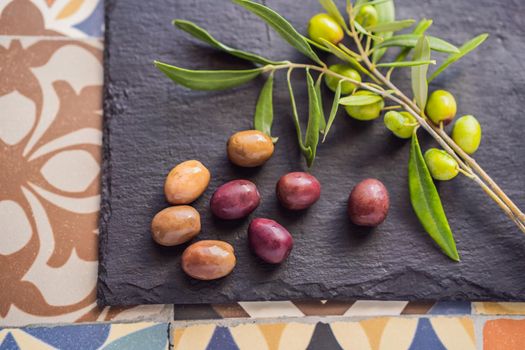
[411,35,431,109]
[322,40,381,84]
[286,69,309,155]
[428,33,489,82]
[366,19,415,33]
[376,59,435,67]
[322,80,342,142]
[304,36,332,53]
[315,73,327,133]
[339,93,382,106]
[173,20,281,66]
[305,69,321,167]
[354,21,383,41]
[319,0,349,32]
[154,61,263,90]
[321,39,370,76]
[375,34,459,53]
[371,0,395,63]
[254,72,278,142]
[409,132,460,261]
[392,19,433,64]
[232,0,323,65]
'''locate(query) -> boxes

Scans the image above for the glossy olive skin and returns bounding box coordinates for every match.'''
[348,178,390,226]
[151,206,200,246]
[210,179,260,220]
[276,172,321,210]
[384,111,417,139]
[182,240,236,280]
[325,64,362,95]
[227,130,274,167]
[425,90,457,125]
[164,160,210,205]
[248,218,293,264]
[452,115,482,155]
[355,4,378,27]
[424,148,459,181]
[344,91,385,121]
[308,13,344,45]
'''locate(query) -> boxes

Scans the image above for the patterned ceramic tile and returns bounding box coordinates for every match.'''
[0,36,172,326]
[483,318,525,350]
[0,0,103,37]
[174,300,475,320]
[0,322,169,349]
[171,317,476,350]
[473,302,525,315]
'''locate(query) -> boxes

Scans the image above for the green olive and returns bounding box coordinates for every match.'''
[344,90,384,121]
[355,5,378,27]
[452,115,482,155]
[424,148,459,181]
[383,111,417,139]
[425,90,457,125]
[324,64,362,95]
[308,13,344,45]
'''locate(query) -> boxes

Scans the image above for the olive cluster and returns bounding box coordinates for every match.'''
[151,129,390,281]
[423,91,482,181]
[308,12,482,182]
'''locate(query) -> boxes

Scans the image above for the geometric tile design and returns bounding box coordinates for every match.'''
[474,302,525,315]
[0,322,168,349]
[171,317,476,350]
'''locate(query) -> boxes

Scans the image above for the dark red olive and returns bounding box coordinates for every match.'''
[276,172,321,210]
[210,179,260,220]
[347,178,389,226]
[248,218,293,264]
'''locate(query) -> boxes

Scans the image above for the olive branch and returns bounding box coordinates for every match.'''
[154,0,525,261]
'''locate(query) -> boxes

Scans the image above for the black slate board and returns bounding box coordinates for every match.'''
[98,0,525,306]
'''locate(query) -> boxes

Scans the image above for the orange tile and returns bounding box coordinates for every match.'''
[484,319,525,350]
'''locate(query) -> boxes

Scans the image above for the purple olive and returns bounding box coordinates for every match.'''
[347,178,389,226]
[248,218,293,264]
[210,179,260,220]
[276,172,321,210]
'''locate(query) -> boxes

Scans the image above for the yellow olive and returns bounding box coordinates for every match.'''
[324,64,362,95]
[425,90,457,125]
[452,115,482,155]
[355,5,378,27]
[151,206,200,246]
[227,130,274,167]
[424,148,459,181]
[182,240,236,280]
[308,13,344,45]
[344,90,385,121]
[164,160,210,204]
[384,111,417,139]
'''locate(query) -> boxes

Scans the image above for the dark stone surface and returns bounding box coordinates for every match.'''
[98,0,525,306]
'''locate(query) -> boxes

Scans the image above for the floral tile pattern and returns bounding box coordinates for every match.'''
[171,317,476,350]
[0,322,169,349]
[0,0,104,37]
[0,34,172,326]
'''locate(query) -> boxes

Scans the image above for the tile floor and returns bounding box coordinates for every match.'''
[0,0,524,348]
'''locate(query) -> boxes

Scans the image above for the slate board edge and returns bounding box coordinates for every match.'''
[97,0,116,307]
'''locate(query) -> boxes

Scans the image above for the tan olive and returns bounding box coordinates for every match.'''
[164,160,210,204]
[227,130,274,167]
[182,240,236,280]
[151,206,201,246]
